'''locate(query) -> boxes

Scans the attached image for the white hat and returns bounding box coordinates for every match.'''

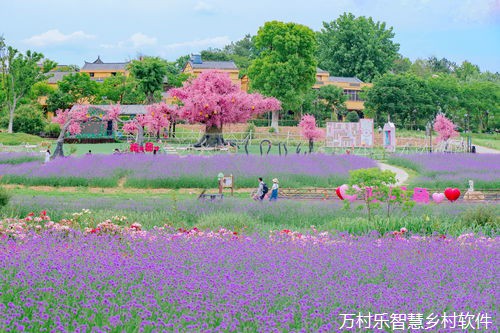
[272,178,279,183]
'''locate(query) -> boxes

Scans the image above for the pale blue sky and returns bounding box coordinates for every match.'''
[1,0,499,72]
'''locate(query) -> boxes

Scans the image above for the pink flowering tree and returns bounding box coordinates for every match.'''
[170,70,281,147]
[433,113,459,144]
[52,103,173,158]
[299,114,325,152]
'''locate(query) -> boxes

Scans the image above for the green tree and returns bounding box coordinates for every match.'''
[248,21,317,132]
[391,55,412,74]
[164,62,189,90]
[345,111,360,122]
[0,103,46,135]
[455,61,480,81]
[364,73,435,129]
[460,81,500,132]
[317,13,399,82]
[98,74,145,104]
[0,37,55,133]
[57,72,99,105]
[317,85,347,121]
[128,57,168,104]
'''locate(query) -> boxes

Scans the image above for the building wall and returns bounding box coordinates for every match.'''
[79,69,128,81]
[183,63,244,90]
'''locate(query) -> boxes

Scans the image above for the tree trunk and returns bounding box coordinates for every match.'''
[271,110,279,133]
[136,126,145,146]
[52,122,71,158]
[194,125,225,147]
[146,92,155,105]
[309,139,314,153]
[7,97,17,134]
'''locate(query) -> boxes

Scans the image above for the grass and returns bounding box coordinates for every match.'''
[2,191,498,236]
[0,132,49,146]
[469,132,500,150]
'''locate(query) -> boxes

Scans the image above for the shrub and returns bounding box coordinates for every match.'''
[43,122,61,138]
[459,205,499,229]
[345,111,360,122]
[0,187,10,208]
[0,104,47,135]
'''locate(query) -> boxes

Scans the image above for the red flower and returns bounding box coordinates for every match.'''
[28,212,35,217]
[282,229,291,234]
[41,210,47,216]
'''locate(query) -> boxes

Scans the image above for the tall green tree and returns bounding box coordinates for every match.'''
[0,37,55,133]
[128,57,167,104]
[317,13,399,82]
[248,21,317,131]
[460,81,500,132]
[317,85,347,121]
[98,74,145,104]
[57,72,99,105]
[364,73,435,128]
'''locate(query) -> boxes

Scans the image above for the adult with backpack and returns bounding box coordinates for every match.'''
[255,177,268,200]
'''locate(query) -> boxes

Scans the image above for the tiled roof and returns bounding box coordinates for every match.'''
[316,68,329,73]
[71,104,148,115]
[189,60,238,70]
[45,71,76,84]
[81,57,129,71]
[328,76,363,83]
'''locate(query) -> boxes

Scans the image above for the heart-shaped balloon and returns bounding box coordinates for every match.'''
[339,184,359,202]
[335,187,344,200]
[444,188,461,202]
[432,192,445,204]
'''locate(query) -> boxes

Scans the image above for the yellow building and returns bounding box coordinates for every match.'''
[80,56,129,82]
[182,55,246,90]
[314,68,372,113]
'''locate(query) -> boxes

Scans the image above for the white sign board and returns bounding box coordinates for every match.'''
[326,119,374,147]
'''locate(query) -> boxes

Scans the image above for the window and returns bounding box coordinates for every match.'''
[344,89,364,101]
[111,72,117,76]
[89,72,94,77]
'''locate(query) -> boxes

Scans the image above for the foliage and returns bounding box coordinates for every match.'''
[98,74,145,104]
[164,62,190,90]
[128,57,168,104]
[170,71,281,129]
[0,104,46,135]
[460,80,499,132]
[46,89,73,112]
[348,168,412,220]
[55,72,99,105]
[248,21,317,129]
[317,85,347,121]
[460,205,499,229]
[0,187,9,208]
[433,113,458,142]
[0,37,56,133]
[364,73,435,128]
[317,13,399,82]
[391,55,412,74]
[345,111,360,122]
[43,122,61,137]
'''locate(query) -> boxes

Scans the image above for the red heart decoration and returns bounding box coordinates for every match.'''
[335,187,344,200]
[444,188,461,202]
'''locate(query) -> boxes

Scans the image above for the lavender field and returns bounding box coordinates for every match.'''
[387,154,500,189]
[0,153,376,188]
[0,231,497,332]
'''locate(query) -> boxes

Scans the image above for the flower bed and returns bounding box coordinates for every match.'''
[0,215,497,332]
[0,153,376,188]
[387,153,500,189]
[0,152,43,165]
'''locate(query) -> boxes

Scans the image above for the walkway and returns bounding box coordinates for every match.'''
[377,162,409,186]
[474,145,500,154]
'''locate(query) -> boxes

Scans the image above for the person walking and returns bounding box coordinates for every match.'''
[255,177,268,201]
[269,178,279,201]
[44,149,51,163]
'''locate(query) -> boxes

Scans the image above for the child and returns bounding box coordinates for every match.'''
[269,178,279,201]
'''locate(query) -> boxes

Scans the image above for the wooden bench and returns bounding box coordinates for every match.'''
[198,190,224,201]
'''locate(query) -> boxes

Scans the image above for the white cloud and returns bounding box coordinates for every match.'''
[99,32,157,49]
[194,1,215,13]
[454,0,499,22]
[165,36,230,49]
[24,29,95,46]
[129,33,157,47]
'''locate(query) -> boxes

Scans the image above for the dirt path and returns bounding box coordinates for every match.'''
[474,145,500,154]
[377,162,409,186]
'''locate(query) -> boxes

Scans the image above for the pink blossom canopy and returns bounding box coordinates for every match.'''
[170,70,281,128]
[433,113,459,142]
[299,114,325,142]
[52,105,90,135]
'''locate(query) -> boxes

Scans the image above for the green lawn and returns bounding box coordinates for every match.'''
[0,132,51,146]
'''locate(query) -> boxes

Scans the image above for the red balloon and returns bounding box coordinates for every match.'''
[444,188,461,202]
[335,187,344,200]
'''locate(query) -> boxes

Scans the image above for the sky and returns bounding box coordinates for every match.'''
[1,0,499,72]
